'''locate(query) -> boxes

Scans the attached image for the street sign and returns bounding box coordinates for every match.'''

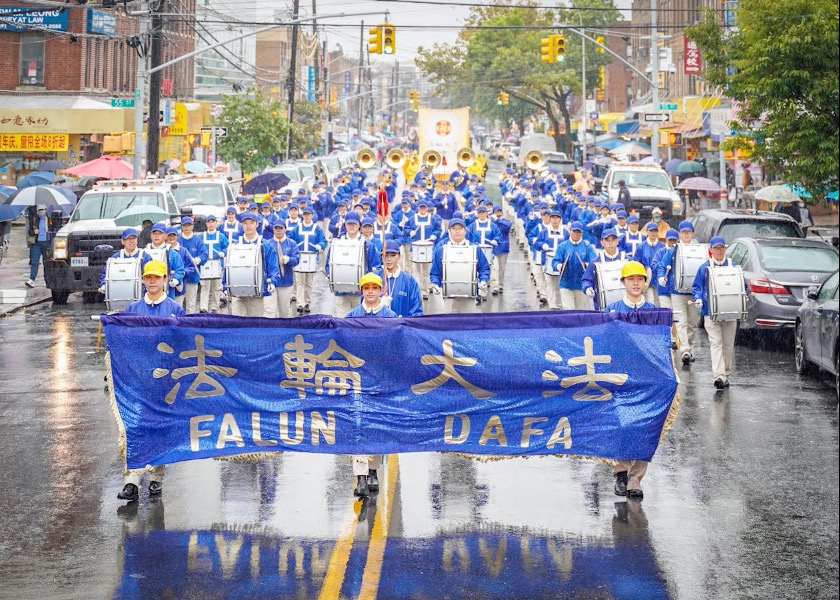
[111,98,135,108]
[644,113,671,122]
[659,102,678,111]
[589,111,599,121]
[202,126,228,138]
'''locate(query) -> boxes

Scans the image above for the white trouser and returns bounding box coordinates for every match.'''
[352,454,382,477]
[644,285,658,306]
[534,264,546,298]
[400,243,412,272]
[659,295,672,309]
[175,283,198,313]
[560,288,593,310]
[334,294,359,317]
[231,296,265,317]
[264,284,294,318]
[294,271,314,306]
[199,278,222,312]
[413,261,431,291]
[544,273,561,309]
[671,294,699,357]
[491,253,507,291]
[704,319,737,382]
[124,465,165,486]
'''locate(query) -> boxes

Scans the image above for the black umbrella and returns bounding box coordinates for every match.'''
[37,159,69,171]
[242,172,291,194]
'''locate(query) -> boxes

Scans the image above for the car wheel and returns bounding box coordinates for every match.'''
[794,321,813,375]
[50,289,70,305]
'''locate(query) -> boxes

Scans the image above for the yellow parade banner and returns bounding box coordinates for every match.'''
[417,107,470,175]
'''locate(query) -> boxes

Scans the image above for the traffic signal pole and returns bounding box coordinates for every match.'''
[650,0,661,163]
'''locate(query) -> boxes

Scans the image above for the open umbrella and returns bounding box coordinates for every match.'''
[664,158,682,174]
[783,183,811,198]
[242,172,291,194]
[62,155,133,180]
[37,159,69,171]
[639,155,657,163]
[676,177,724,192]
[2,184,76,215]
[607,141,652,157]
[826,190,838,201]
[17,170,56,189]
[675,160,704,175]
[184,160,209,174]
[755,185,800,204]
[114,205,170,227]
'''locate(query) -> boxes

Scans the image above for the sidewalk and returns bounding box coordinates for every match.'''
[0,220,52,317]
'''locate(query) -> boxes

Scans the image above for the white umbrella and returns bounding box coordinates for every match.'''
[755,185,800,204]
[607,141,652,157]
[2,184,75,214]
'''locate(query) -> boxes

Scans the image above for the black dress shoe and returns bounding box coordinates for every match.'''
[714,378,725,390]
[297,305,305,313]
[681,353,691,366]
[148,481,162,497]
[723,380,730,388]
[117,483,139,501]
[367,469,380,492]
[354,475,369,497]
[303,305,310,313]
[614,471,628,496]
[627,488,644,500]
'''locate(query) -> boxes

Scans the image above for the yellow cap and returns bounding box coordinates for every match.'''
[620,260,647,280]
[359,272,383,288]
[143,259,168,277]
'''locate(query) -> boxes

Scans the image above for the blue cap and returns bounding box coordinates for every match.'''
[541,208,551,215]
[284,189,293,195]
[477,204,488,213]
[570,221,583,231]
[205,214,217,222]
[273,219,287,229]
[709,236,726,247]
[352,189,361,196]
[601,228,618,240]
[361,216,375,226]
[344,212,360,224]
[302,205,313,214]
[617,210,627,218]
[627,213,640,223]
[469,174,477,180]
[288,203,299,210]
[448,218,466,228]
[665,228,679,241]
[678,220,694,231]
[645,222,659,231]
[165,226,179,236]
[384,239,401,254]
[298,188,306,194]
[452,211,463,219]
[416,199,429,208]
[238,212,258,222]
[493,205,502,212]
[121,228,138,239]
[550,209,562,217]
[261,201,271,208]
[151,222,167,233]
[180,216,193,225]
[248,202,258,210]
[361,198,372,206]
[614,203,625,210]
[236,195,248,202]
[226,206,237,214]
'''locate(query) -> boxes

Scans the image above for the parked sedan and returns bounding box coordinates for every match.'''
[795,269,839,398]
[726,237,839,334]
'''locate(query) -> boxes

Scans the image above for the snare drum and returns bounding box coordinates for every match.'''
[673,243,709,293]
[595,260,626,310]
[442,244,477,298]
[478,244,494,265]
[199,258,223,279]
[708,265,747,322]
[410,241,433,264]
[328,238,365,293]
[294,251,318,273]
[104,257,143,311]
[226,243,264,297]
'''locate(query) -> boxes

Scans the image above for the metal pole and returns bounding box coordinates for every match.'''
[323,39,330,154]
[145,0,163,175]
[211,127,216,168]
[285,0,301,161]
[651,0,660,163]
[719,133,727,208]
[579,12,587,163]
[132,3,148,179]
[358,21,364,138]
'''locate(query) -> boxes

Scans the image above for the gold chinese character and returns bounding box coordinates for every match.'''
[552,337,628,401]
[280,335,365,398]
[411,339,495,399]
[152,335,238,404]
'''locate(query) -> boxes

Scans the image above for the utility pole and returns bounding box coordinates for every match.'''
[393,60,400,133]
[358,22,364,137]
[285,0,301,161]
[651,0,660,163]
[579,12,587,163]
[146,0,164,175]
[132,3,148,178]
[311,0,319,100]
[322,40,330,154]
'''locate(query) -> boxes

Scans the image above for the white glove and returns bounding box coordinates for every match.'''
[98,286,105,295]
[381,295,392,306]
[430,235,437,241]
[489,240,498,246]
[658,276,667,287]
[266,283,276,293]
[542,243,550,251]
[193,256,201,265]
[430,284,441,295]
[217,251,225,258]
[169,278,179,288]
[478,281,488,290]
[585,287,595,297]
[282,255,290,264]
[694,299,703,308]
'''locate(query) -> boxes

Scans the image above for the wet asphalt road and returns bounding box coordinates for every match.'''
[1,241,838,599]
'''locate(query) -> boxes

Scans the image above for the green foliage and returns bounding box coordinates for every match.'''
[687,0,839,195]
[290,100,323,158]
[215,90,288,174]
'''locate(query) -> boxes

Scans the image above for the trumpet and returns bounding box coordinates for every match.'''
[385,148,407,169]
[357,148,377,169]
[457,147,475,168]
[524,150,545,170]
[422,149,441,169]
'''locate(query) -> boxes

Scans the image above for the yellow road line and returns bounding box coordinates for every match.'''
[358,455,399,600]
[318,489,364,600]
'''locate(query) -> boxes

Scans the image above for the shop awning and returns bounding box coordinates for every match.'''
[0,95,126,134]
[612,120,640,134]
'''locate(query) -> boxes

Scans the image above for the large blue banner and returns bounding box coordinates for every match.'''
[103,310,678,469]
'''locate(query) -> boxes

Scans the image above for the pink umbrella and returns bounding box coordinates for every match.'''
[62,155,134,180]
[676,177,723,192]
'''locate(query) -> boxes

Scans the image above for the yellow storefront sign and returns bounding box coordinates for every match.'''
[169,103,188,135]
[0,133,69,151]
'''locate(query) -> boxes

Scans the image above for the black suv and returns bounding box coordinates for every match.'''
[690,209,804,244]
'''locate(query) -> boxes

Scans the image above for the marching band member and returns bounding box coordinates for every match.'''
[651,229,679,310]
[198,215,228,314]
[581,228,627,310]
[144,222,185,300]
[284,203,302,238]
[166,226,197,309]
[177,217,208,314]
[116,259,185,503]
[449,164,469,193]
[551,221,597,310]
[372,240,423,317]
[656,220,701,366]
[536,208,568,309]
[633,222,665,305]
[619,214,643,256]
[325,212,382,316]
[222,206,243,242]
[227,212,282,317]
[490,205,511,295]
[434,180,459,227]
[291,205,327,314]
[329,202,350,239]
[98,228,151,294]
[468,205,501,278]
[360,217,383,255]
[529,206,552,306]
[614,210,629,237]
[265,219,300,318]
[234,195,249,214]
[429,217,491,307]
[407,199,442,297]
[692,236,747,390]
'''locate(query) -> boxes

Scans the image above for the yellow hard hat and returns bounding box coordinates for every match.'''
[143,259,168,277]
[621,261,647,280]
[359,272,383,288]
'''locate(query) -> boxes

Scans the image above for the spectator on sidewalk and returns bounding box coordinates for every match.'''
[25,205,53,288]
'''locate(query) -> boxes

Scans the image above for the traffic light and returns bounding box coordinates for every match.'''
[555,34,566,61]
[594,35,605,53]
[501,92,509,105]
[200,130,212,147]
[368,25,382,54]
[187,132,201,146]
[540,36,554,63]
[668,132,682,146]
[408,89,419,110]
[382,23,396,54]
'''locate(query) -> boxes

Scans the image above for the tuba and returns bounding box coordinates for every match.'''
[422,149,441,170]
[357,148,377,169]
[524,150,545,170]
[457,147,476,168]
[385,148,407,169]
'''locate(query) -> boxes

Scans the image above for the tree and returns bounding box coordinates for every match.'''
[289,100,323,158]
[687,0,839,196]
[215,89,288,174]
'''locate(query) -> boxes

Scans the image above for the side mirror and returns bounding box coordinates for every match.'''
[832,236,839,249]
[806,285,819,301]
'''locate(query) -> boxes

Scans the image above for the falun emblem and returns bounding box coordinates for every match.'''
[435,119,452,136]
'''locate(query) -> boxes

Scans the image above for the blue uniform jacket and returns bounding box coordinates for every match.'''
[633,239,665,270]
[292,222,328,253]
[372,267,424,317]
[221,219,243,243]
[201,230,229,262]
[143,245,186,300]
[468,219,501,249]
[650,246,672,296]
[269,236,300,287]
[434,192,459,219]
[345,302,399,318]
[429,242,491,290]
[124,295,186,316]
[619,230,644,257]
[551,240,597,290]
[606,298,657,312]
[178,233,209,284]
[492,217,512,254]
[407,213,442,243]
[536,227,568,265]
[170,244,197,294]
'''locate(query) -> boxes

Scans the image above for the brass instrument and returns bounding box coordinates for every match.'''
[524,150,546,170]
[357,148,377,169]
[457,147,476,168]
[422,149,441,170]
[385,148,407,169]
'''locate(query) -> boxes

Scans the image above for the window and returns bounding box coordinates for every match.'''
[726,242,749,267]
[818,271,838,301]
[19,32,45,86]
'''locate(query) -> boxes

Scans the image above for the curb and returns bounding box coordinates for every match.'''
[0,294,53,318]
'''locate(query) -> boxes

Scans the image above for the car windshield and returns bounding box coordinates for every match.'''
[610,170,672,191]
[298,164,316,179]
[322,157,340,171]
[758,243,839,272]
[718,220,802,241]
[266,168,301,183]
[71,192,164,221]
[548,160,577,174]
[171,184,226,207]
